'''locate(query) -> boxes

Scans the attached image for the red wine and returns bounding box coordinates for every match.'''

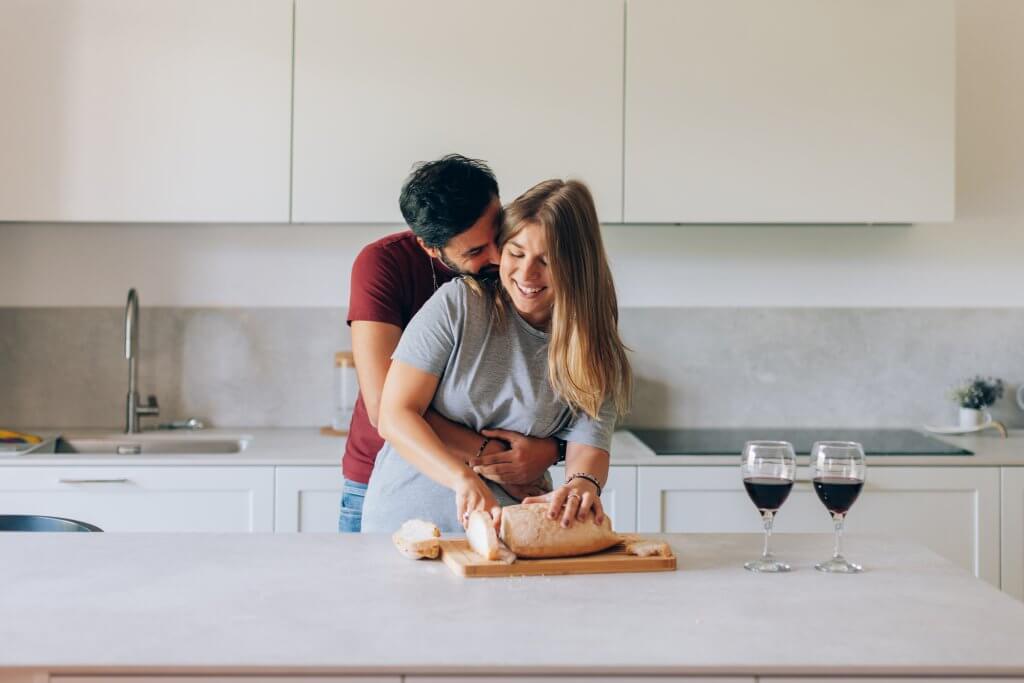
[743,477,793,512]
[813,477,864,514]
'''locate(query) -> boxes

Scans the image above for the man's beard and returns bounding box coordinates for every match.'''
[473,264,500,282]
[439,251,499,282]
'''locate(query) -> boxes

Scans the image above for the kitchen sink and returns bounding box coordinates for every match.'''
[54,433,249,455]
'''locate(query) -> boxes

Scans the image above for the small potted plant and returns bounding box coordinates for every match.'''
[948,376,1004,428]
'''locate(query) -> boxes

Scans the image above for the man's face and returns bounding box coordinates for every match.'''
[428,196,502,278]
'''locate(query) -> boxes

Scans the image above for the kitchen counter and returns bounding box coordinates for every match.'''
[1,532,1023,676]
[2,428,1021,467]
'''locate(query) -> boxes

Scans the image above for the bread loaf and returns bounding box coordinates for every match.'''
[499,503,620,558]
[392,519,441,560]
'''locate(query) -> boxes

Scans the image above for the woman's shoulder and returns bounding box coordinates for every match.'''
[433,276,496,315]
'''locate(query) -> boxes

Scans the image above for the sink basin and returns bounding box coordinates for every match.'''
[55,433,249,455]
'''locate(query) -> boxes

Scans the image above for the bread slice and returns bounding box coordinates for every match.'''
[392,519,441,560]
[499,503,620,559]
[625,539,673,558]
[466,511,500,561]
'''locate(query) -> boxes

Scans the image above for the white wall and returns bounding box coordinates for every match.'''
[1,0,1021,309]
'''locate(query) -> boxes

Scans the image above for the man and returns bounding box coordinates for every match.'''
[340,154,562,532]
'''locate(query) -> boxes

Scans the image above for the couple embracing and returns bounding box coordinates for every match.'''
[343,154,631,534]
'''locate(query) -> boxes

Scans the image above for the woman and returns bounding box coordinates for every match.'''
[360,179,631,533]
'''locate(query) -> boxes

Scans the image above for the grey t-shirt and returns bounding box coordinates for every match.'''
[360,278,616,533]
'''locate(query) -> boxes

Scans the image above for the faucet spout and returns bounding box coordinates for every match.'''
[124,288,158,433]
[126,287,138,392]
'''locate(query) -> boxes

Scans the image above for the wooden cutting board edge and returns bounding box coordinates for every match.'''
[438,538,677,578]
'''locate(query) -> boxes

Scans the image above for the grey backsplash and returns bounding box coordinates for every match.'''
[1,307,1022,430]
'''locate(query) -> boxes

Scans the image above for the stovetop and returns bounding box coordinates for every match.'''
[630,428,972,456]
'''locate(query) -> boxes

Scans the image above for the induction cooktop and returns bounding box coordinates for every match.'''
[630,428,971,456]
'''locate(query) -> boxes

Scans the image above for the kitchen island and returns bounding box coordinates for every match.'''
[2,533,1024,680]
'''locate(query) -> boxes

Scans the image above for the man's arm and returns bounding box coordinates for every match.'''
[351,320,402,429]
[351,320,559,482]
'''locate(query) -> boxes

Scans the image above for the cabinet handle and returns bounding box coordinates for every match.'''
[59,478,130,484]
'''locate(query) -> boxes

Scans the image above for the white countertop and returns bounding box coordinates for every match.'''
[2,428,1022,467]
[2,532,1023,675]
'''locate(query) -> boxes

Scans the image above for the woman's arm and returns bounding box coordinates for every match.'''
[352,320,525,468]
[377,359,501,528]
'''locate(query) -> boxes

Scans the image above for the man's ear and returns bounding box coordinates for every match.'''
[415,236,440,260]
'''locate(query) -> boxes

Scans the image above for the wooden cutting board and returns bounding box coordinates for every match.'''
[438,539,677,578]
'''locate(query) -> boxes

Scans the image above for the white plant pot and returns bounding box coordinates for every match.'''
[959,407,987,428]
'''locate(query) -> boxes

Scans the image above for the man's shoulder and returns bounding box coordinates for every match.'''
[356,230,420,263]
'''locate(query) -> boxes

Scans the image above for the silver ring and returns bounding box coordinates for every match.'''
[566,492,581,502]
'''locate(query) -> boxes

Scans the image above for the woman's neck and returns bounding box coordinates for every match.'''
[517,307,552,332]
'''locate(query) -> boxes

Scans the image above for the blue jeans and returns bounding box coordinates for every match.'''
[338,478,367,533]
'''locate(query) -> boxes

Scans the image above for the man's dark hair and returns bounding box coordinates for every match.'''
[399,154,499,249]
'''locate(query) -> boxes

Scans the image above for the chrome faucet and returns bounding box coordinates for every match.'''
[125,288,159,433]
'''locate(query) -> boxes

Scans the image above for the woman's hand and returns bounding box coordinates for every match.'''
[453,471,502,531]
[522,478,604,528]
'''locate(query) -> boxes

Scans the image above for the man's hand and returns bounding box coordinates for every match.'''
[471,428,559,486]
[497,477,551,502]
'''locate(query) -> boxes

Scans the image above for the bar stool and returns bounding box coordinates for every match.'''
[0,514,103,532]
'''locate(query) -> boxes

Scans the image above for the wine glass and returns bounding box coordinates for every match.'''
[810,441,866,573]
[741,441,797,572]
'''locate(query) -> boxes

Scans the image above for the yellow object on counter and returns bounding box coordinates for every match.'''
[0,429,43,444]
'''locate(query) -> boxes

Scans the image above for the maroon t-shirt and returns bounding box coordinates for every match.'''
[343,231,456,484]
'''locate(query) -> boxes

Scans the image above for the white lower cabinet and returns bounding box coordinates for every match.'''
[637,466,1001,586]
[409,678,751,683]
[51,678,396,683]
[1002,467,1024,600]
[763,678,1023,683]
[0,466,274,532]
[275,465,343,532]
[550,465,638,532]
[51,678,396,682]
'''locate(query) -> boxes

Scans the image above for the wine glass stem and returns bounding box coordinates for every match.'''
[762,511,775,559]
[832,513,845,559]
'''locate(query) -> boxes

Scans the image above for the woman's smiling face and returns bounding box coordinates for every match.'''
[500,221,554,329]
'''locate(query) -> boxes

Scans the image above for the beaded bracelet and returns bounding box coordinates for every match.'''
[474,436,492,460]
[565,472,602,497]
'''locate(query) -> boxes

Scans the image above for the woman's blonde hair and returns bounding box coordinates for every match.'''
[500,179,632,420]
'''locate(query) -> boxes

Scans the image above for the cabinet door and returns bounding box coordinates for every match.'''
[0,0,292,222]
[54,678,398,683]
[766,678,1022,683]
[292,0,624,223]
[637,466,1000,585]
[410,678,752,683]
[1003,468,1024,600]
[0,466,274,531]
[550,466,637,532]
[624,0,954,223]
[275,466,343,532]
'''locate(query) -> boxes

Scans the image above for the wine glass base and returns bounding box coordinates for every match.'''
[744,558,791,573]
[815,557,862,573]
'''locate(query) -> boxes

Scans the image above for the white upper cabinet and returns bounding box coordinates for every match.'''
[0,0,292,222]
[624,0,955,223]
[292,0,624,223]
